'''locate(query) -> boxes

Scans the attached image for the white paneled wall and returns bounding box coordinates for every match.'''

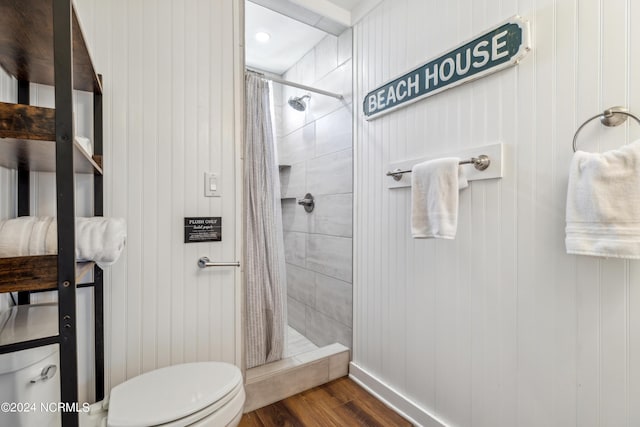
[353,1,640,426]
[74,0,243,394]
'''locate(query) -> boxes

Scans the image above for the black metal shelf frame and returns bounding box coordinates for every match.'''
[0,1,105,426]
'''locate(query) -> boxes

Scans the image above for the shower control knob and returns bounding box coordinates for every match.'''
[297,193,314,213]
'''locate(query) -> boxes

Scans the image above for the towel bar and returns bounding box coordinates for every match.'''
[386,155,490,181]
[197,257,240,268]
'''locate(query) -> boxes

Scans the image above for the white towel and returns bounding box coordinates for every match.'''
[76,217,127,267]
[566,140,640,258]
[0,216,126,267]
[0,217,51,257]
[411,157,468,239]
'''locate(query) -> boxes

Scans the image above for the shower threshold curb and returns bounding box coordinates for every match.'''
[243,343,350,412]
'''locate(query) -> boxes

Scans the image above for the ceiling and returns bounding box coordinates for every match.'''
[245,0,369,75]
[245,2,327,75]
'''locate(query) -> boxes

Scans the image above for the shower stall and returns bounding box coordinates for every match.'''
[245,3,353,363]
[273,31,353,356]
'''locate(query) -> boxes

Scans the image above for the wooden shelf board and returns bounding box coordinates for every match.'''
[0,0,102,93]
[0,102,103,174]
[0,256,96,293]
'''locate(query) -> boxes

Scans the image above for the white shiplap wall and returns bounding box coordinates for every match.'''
[353,1,640,426]
[74,0,243,394]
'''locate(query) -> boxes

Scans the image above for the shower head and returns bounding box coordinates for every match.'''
[288,95,310,111]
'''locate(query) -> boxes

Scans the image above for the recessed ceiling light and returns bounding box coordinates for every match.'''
[255,32,271,43]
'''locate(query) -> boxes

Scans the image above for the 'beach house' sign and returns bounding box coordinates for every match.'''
[363,16,531,120]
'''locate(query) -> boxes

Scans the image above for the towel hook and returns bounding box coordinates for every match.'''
[572,107,640,152]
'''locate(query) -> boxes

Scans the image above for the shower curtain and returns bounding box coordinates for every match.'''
[244,72,287,368]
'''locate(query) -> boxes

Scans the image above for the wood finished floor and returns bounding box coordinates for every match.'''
[239,377,412,427]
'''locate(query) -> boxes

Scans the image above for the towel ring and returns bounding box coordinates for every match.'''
[573,107,640,152]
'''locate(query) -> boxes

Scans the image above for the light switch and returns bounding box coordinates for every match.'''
[205,172,220,197]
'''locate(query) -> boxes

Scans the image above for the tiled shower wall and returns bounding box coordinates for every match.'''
[275,30,353,349]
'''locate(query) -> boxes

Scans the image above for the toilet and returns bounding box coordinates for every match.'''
[81,362,245,427]
[0,302,244,427]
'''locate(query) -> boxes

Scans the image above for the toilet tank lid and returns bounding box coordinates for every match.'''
[107,362,242,427]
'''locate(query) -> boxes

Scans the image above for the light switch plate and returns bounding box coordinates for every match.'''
[205,172,220,197]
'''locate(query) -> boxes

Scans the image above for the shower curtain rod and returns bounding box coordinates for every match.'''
[246,68,344,100]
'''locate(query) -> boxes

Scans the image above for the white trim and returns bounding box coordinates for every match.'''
[349,362,448,427]
[233,0,245,370]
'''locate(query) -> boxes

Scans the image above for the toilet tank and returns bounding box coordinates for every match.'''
[0,304,61,427]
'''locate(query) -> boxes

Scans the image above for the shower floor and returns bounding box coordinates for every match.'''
[285,326,318,357]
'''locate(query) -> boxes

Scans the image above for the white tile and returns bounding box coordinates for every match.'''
[285,326,318,357]
[307,149,353,197]
[283,61,301,84]
[309,60,353,121]
[244,359,330,412]
[314,35,338,81]
[278,123,316,165]
[312,193,353,238]
[329,350,350,380]
[294,343,350,364]
[305,308,352,348]
[284,232,306,268]
[246,357,301,382]
[287,263,316,306]
[298,49,316,86]
[315,273,353,326]
[287,296,306,334]
[281,197,312,232]
[307,234,352,282]
[279,162,306,200]
[337,28,352,66]
[315,106,353,157]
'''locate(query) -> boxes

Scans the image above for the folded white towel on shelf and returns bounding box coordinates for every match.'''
[0,216,126,268]
[0,217,55,257]
[566,140,640,259]
[411,157,468,239]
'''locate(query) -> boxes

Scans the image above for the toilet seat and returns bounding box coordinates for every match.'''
[107,362,243,427]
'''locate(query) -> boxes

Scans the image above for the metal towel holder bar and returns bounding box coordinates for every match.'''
[198,257,240,268]
[386,155,491,181]
[573,106,640,152]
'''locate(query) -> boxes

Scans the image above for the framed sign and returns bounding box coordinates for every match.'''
[184,217,221,243]
[363,16,531,120]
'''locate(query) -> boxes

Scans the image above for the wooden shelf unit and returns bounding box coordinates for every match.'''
[0,101,103,173]
[0,256,95,293]
[0,0,102,93]
[0,1,105,425]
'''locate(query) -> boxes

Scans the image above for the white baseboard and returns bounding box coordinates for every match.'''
[349,362,448,427]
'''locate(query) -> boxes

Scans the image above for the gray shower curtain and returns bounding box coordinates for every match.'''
[244,72,287,368]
